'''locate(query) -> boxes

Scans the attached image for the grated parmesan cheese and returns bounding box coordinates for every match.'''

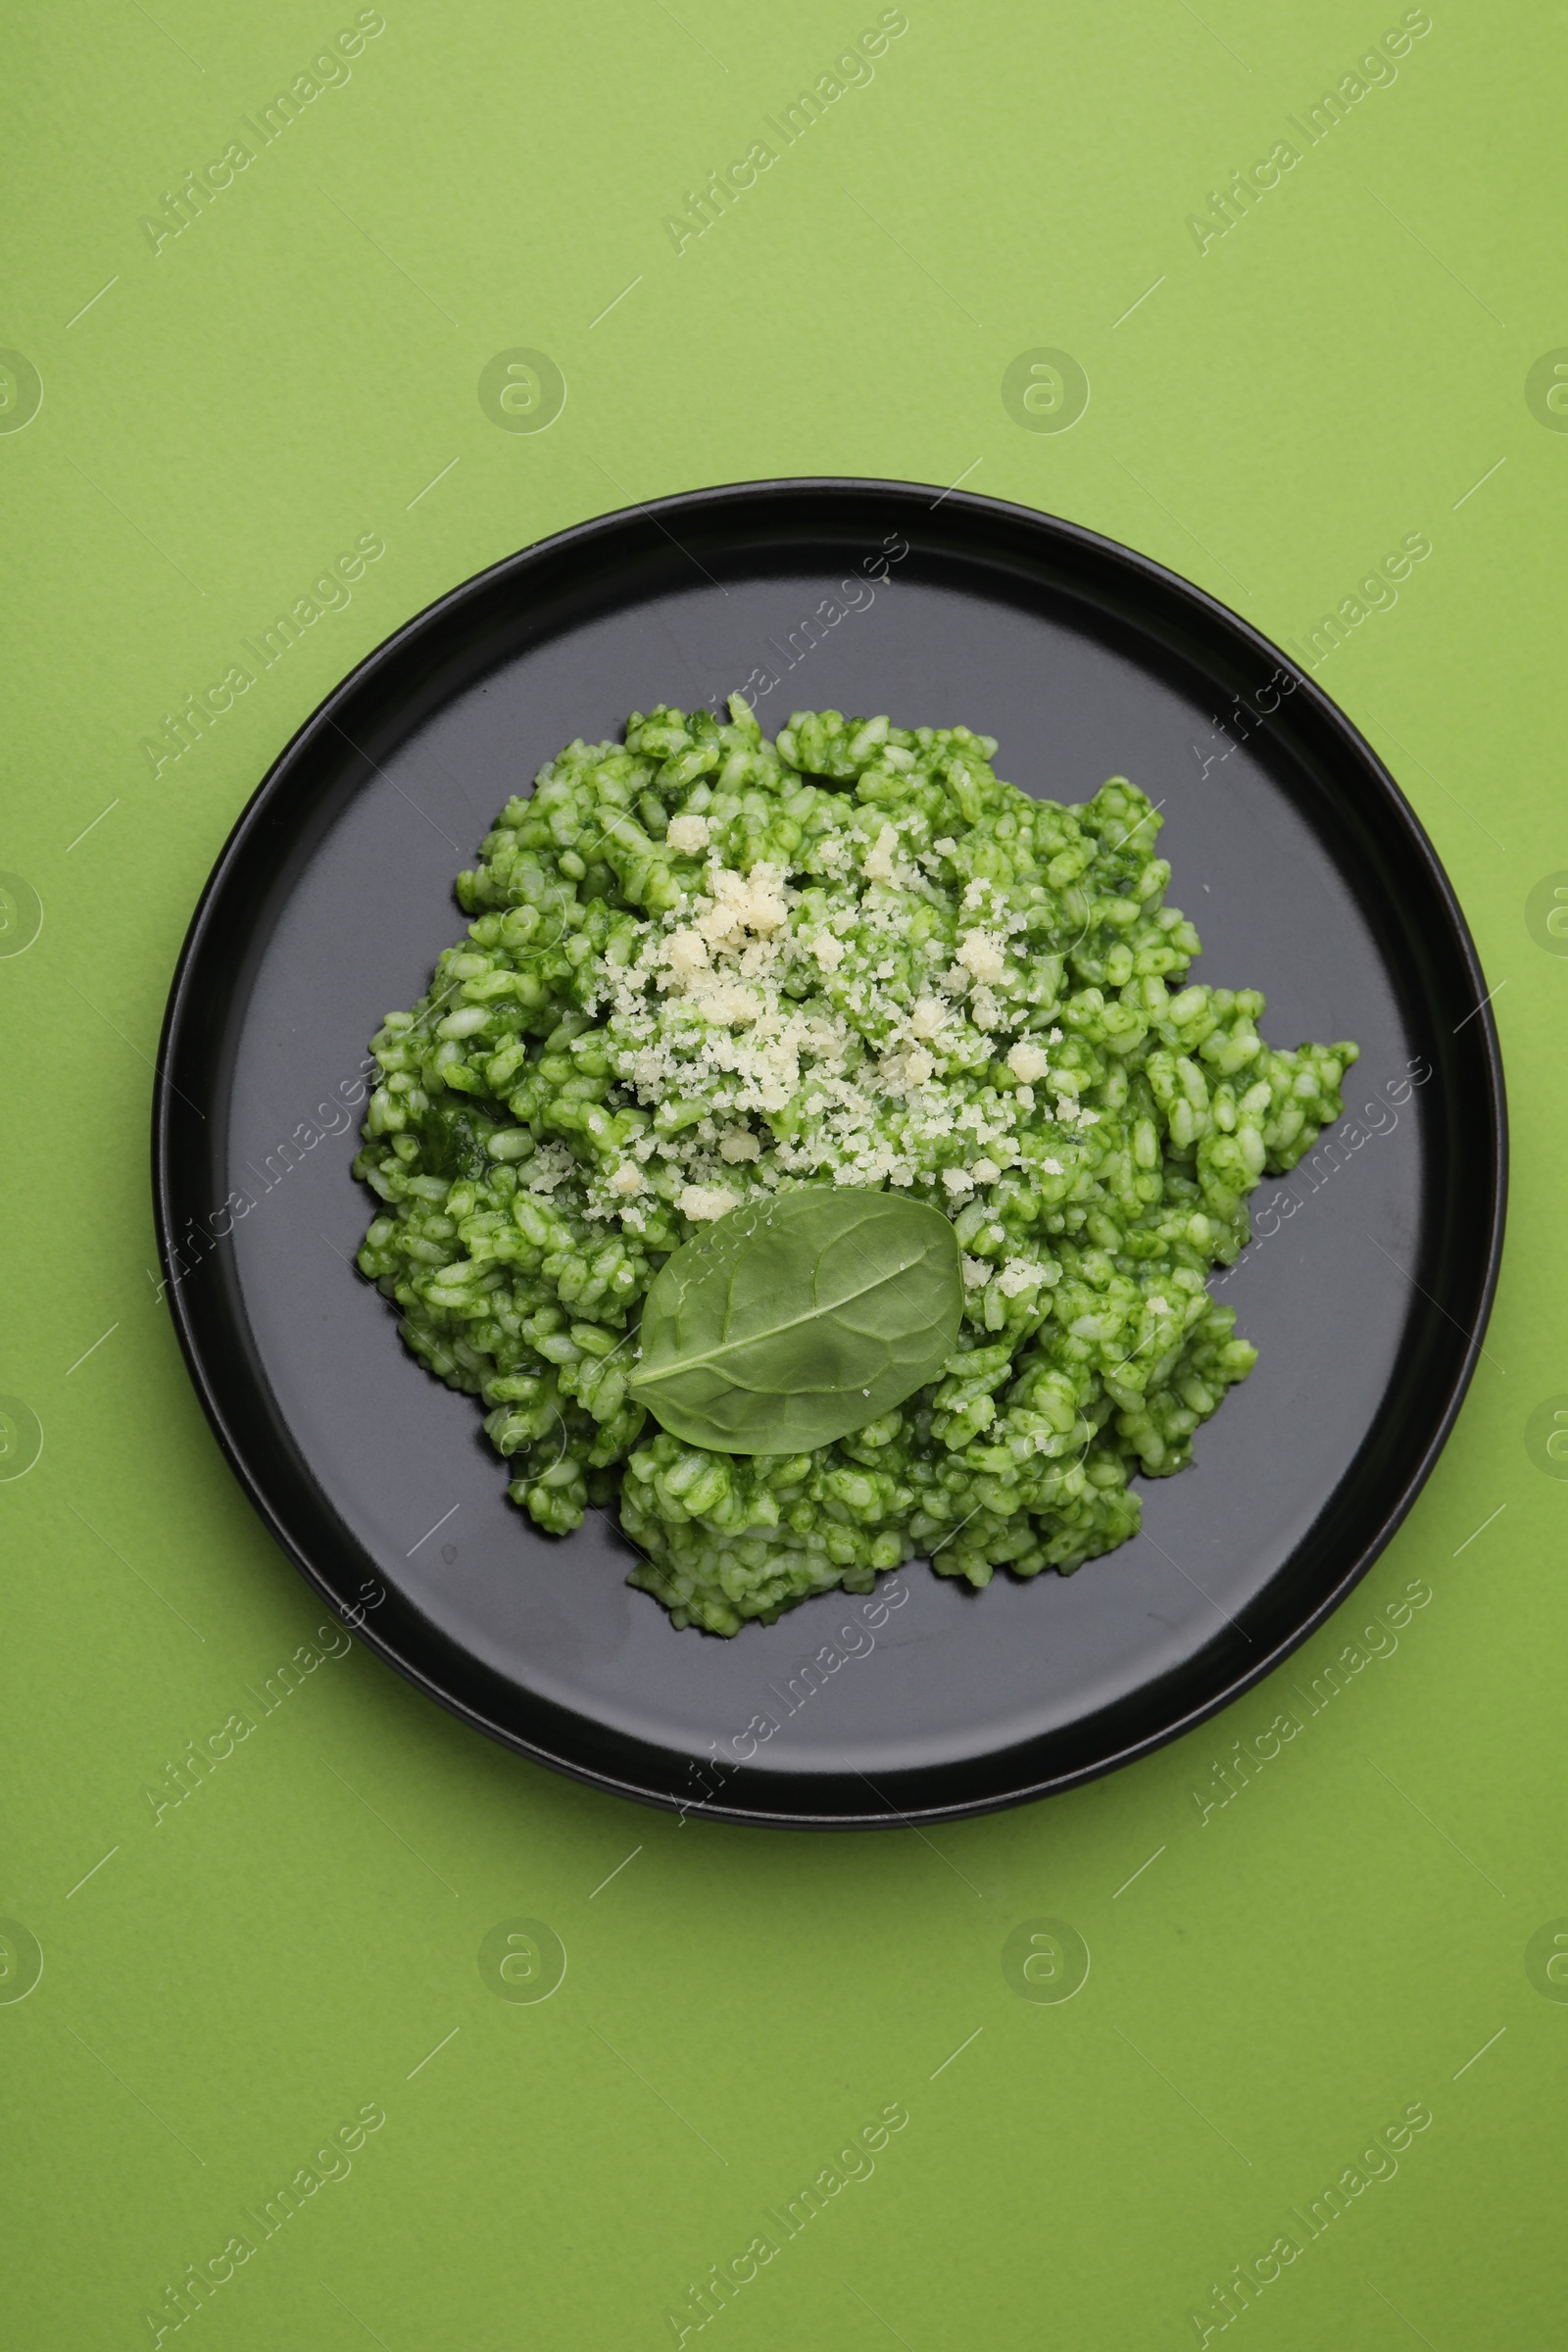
[665,812,710,855]
[677,1184,736,1221]
[863,825,899,884]
[664,929,710,983]
[955,928,1007,984]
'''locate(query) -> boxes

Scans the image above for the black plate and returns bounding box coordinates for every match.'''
[153,480,1505,1828]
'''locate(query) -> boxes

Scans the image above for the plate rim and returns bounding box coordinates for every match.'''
[151,474,1508,1829]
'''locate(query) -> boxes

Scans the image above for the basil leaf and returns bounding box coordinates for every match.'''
[629,1185,963,1454]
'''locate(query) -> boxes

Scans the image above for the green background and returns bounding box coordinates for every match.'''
[3,2,1560,2343]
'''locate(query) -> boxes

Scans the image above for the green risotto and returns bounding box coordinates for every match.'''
[354,700,1356,1635]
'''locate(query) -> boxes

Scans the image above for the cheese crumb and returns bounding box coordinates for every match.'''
[942,1166,974,1198]
[742,864,790,931]
[1007,1040,1051,1083]
[525,1142,574,1194]
[955,928,1006,984]
[697,863,790,947]
[863,825,899,885]
[678,1184,736,1222]
[718,1132,760,1162]
[962,1254,992,1289]
[909,996,947,1042]
[998,1258,1043,1297]
[666,812,710,855]
[609,1162,646,1196]
[700,983,760,1028]
[665,929,710,983]
[971,1157,1001,1185]
[811,932,845,971]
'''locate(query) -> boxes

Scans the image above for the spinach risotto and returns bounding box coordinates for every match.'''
[354,700,1356,1635]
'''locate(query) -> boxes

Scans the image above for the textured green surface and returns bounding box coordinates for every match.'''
[1,3,1557,2344]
